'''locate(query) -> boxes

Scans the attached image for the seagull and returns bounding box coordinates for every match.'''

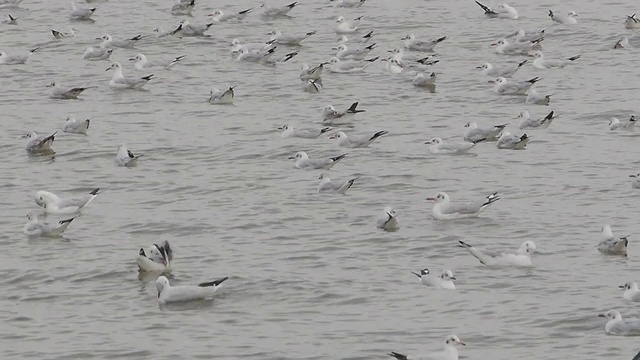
[412,72,437,87]
[115,144,142,167]
[51,27,77,39]
[82,47,113,61]
[496,131,529,149]
[614,36,631,49]
[207,8,253,22]
[531,51,580,69]
[279,125,332,139]
[267,29,316,45]
[23,213,75,237]
[177,20,213,37]
[619,282,640,302]
[491,38,543,55]
[401,34,447,52]
[289,151,347,170]
[47,82,94,99]
[317,174,357,194]
[322,102,365,123]
[70,0,96,21]
[625,14,640,29]
[129,53,186,70]
[2,13,17,24]
[598,310,640,336]
[98,34,143,49]
[156,275,228,304]
[335,15,361,34]
[425,137,484,155]
[62,115,91,135]
[326,56,378,73]
[525,88,552,105]
[629,173,640,189]
[464,122,507,142]
[509,29,545,43]
[106,62,153,89]
[475,1,518,19]
[300,63,326,81]
[389,335,466,360]
[208,87,234,104]
[0,47,38,65]
[236,47,277,62]
[302,79,322,93]
[0,0,23,9]
[598,225,629,256]
[337,30,374,43]
[230,38,274,54]
[333,43,376,60]
[23,131,56,154]
[459,240,536,267]
[137,240,173,272]
[549,9,578,25]
[490,76,540,95]
[427,192,500,220]
[376,206,399,231]
[518,110,557,130]
[476,60,527,77]
[329,130,388,148]
[410,268,456,289]
[260,1,297,17]
[609,116,636,131]
[171,0,195,16]
[35,188,100,214]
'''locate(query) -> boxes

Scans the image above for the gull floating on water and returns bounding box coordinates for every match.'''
[130,53,186,70]
[303,79,322,93]
[35,188,100,214]
[496,131,529,149]
[525,88,551,105]
[317,174,356,194]
[334,43,375,60]
[51,27,77,39]
[260,1,297,17]
[300,62,326,81]
[381,57,404,74]
[289,151,347,170]
[268,29,316,45]
[531,51,580,70]
[98,34,143,49]
[153,24,183,38]
[459,240,536,267]
[0,47,38,65]
[24,131,56,155]
[477,60,527,77]
[427,192,499,220]
[475,1,518,19]
[326,56,378,73]
[411,268,456,289]
[62,115,90,134]
[620,282,640,302]
[23,212,75,237]
[208,87,234,104]
[331,0,367,8]
[464,122,507,143]
[614,36,631,49]
[156,275,228,304]
[599,310,640,336]
[377,206,399,231]
[490,76,540,95]
[609,115,636,131]
[549,9,578,25]
[177,20,213,37]
[2,13,17,24]
[0,0,22,9]
[401,34,447,52]
[329,130,388,148]
[625,14,640,29]
[425,137,484,155]
[518,110,557,130]
[237,47,277,62]
[47,82,94,99]
[510,29,545,43]
[70,1,96,21]
[491,38,543,55]
[171,0,195,16]
[412,72,437,87]
[338,30,374,44]
[389,335,466,360]
[137,240,173,272]
[116,144,142,167]
[598,224,629,256]
[207,8,253,22]
[323,102,365,123]
[629,173,640,189]
[335,15,362,34]
[82,47,113,61]
[106,62,153,89]
[231,38,273,54]
[279,124,332,139]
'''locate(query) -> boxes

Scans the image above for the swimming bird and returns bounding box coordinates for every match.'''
[23,131,56,154]
[549,9,578,24]
[289,151,347,170]
[476,60,527,77]
[496,132,529,149]
[401,34,447,52]
[177,20,213,37]
[410,268,456,289]
[98,34,143,49]
[302,79,322,93]
[236,47,277,62]
[82,47,113,61]
[130,53,186,70]
[317,174,357,194]
[475,1,518,19]
[208,87,234,104]
[47,82,94,99]
[598,225,629,256]
[531,51,580,69]
[51,27,77,39]
[625,14,640,29]
[156,275,228,304]
[459,240,536,267]
[23,213,75,237]
[331,0,367,8]
[412,72,437,87]
[207,8,253,22]
[268,29,316,45]
[619,282,640,302]
[525,88,552,105]
[137,240,173,272]
[62,115,90,135]
[2,13,17,24]
[491,38,543,55]
[260,1,297,17]
[115,144,142,167]
[518,110,557,130]
[464,122,507,142]
[322,102,365,123]
[490,76,540,95]
[334,43,375,60]
[326,56,378,73]
[300,62,326,81]
[0,47,38,64]
[614,36,631,49]
[329,130,388,148]
[426,137,484,155]
[171,0,195,16]
[70,0,96,21]
[377,207,399,231]
[629,173,640,189]
[389,335,466,360]
[335,15,361,34]
[35,188,100,214]
[427,192,499,220]
[279,125,332,139]
[609,116,636,131]
[106,62,153,89]
[598,310,640,336]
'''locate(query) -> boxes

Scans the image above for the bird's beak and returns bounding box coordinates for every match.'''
[128,58,136,61]
[458,341,466,346]
[287,156,295,159]
[105,67,111,71]
[598,314,606,317]
[450,277,457,281]
[490,43,497,47]
[488,80,496,83]
[276,126,284,130]
[95,37,102,40]
[619,285,626,289]
[329,135,337,139]
[331,47,338,50]
[630,175,637,178]
[426,197,435,201]
[475,65,482,69]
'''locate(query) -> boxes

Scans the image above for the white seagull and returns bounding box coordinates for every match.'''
[268,29,316,45]
[329,130,388,148]
[260,1,297,17]
[62,115,90,134]
[207,8,253,22]
[279,125,332,139]
[326,56,378,73]
[609,116,636,131]
[82,47,113,61]
[156,275,228,304]
[625,14,640,29]
[464,122,507,143]
[208,87,234,104]
[531,51,580,69]
[389,335,466,360]
[496,131,529,149]
[491,38,542,55]
[459,240,536,267]
[549,9,578,25]
[129,53,186,70]
[47,82,94,100]
[0,47,38,65]
[98,34,143,49]
[137,240,173,272]
[70,1,96,21]
[410,268,456,289]
[518,110,557,130]
[322,102,365,123]
[171,0,195,16]
[23,131,56,154]
[23,213,75,237]
[401,34,447,52]
[620,282,640,302]
[376,206,399,231]
[490,76,540,95]
[475,1,518,19]
[289,151,347,170]
[425,137,484,155]
[106,62,153,89]
[412,72,437,87]
[598,310,640,336]
[476,60,527,77]
[35,188,100,214]
[115,144,143,167]
[427,192,500,220]
[335,15,361,34]
[598,224,629,256]
[317,174,357,194]
[629,173,640,189]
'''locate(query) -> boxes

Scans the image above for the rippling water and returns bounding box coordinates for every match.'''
[1,0,640,358]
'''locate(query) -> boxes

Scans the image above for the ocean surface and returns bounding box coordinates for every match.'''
[1,0,639,358]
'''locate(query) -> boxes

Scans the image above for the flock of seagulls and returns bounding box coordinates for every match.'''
[4,0,640,357]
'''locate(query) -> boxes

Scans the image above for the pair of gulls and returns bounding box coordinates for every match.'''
[427,124,531,154]
[475,1,578,25]
[23,188,101,236]
[279,124,388,148]
[489,77,552,106]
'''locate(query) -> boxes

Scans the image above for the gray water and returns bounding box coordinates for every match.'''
[1,0,639,358]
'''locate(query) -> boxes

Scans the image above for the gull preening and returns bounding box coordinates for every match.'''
[410,268,456,289]
[137,240,173,272]
[490,76,540,95]
[322,102,365,123]
[260,1,297,17]
[625,14,640,29]
[389,335,466,360]
[326,56,378,73]
[477,60,527,77]
[335,15,362,34]
[116,144,142,167]
[207,8,253,22]
[549,9,578,25]
[24,131,57,155]
[412,72,437,87]
[525,88,552,106]
[2,13,16,24]
[82,47,113,61]
[208,87,235,104]
[156,275,228,304]
[35,188,100,214]
[23,212,75,237]
[106,62,153,89]
[329,130,388,148]
[531,51,580,70]
[289,151,347,170]
[598,225,629,256]
[599,310,640,336]
[51,27,77,39]
[609,115,636,131]
[70,1,96,21]
[47,82,94,100]
[300,62,326,81]
[376,206,399,231]
[98,34,143,49]
[171,0,195,16]
[130,53,186,70]
[302,79,322,93]
[401,34,447,52]
[614,36,631,49]
[427,192,500,220]
[629,173,640,189]
[279,125,332,139]
[425,137,484,155]
[518,110,557,130]
[0,47,38,65]
[459,240,536,267]
[475,1,518,19]
[620,282,640,302]
[317,174,357,194]
[464,122,507,143]
[496,131,529,149]
[62,115,90,135]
